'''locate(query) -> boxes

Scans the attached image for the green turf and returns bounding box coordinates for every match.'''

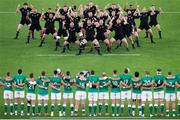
[0,0,180,119]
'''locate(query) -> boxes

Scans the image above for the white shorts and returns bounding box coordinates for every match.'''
[165,93,176,101]
[111,92,121,99]
[4,90,13,99]
[88,92,98,101]
[27,93,36,100]
[99,92,109,100]
[51,93,61,100]
[132,93,141,100]
[121,90,131,100]
[141,91,152,101]
[63,93,73,99]
[177,92,180,100]
[154,91,164,99]
[75,91,86,100]
[14,91,25,99]
[38,94,49,100]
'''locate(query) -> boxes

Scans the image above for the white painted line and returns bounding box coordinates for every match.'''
[0,12,16,14]
[36,54,141,57]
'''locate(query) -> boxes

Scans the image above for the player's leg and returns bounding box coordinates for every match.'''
[76,38,87,55]
[110,37,116,48]
[57,93,62,116]
[147,28,155,43]
[92,93,98,116]
[156,24,162,39]
[138,94,142,116]
[81,92,86,116]
[121,38,129,51]
[177,92,180,116]
[104,92,109,115]
[127,91,132,115]
[44,95,49,116]
[62,40,69,53]
[27,28,33,44]
[128,35,135,49]
[74,92,80,116]
[89,93,93,116]
[98,92,103,116]
[3,91,8,115]
[54,33,61,51]
[26,93,31,116]
[159,91,165,116]
[154,92,159,116]
[20,91,25,116]
[14,91,19,115]
[69,93,74,116]
[39,33,47,47]
[37,95,42,116]
[120,92,125,115]
[135,28,141,47]
[171,94,176,117]
[132,93,136,116]
[148,92,153,117]
[165,93,170,117]
[141,91,146,117]
[31,94,36,116]
[14,24,23,39]
[115,93,120,116]
[111,96,116,116]
[93,39,101,55]
[104,39,111,53]
[51,93,55,116]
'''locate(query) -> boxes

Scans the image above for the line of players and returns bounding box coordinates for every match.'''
[14,2,163,55]
[0,68,180,117]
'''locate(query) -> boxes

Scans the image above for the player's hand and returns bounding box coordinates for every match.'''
[17,4,20,8]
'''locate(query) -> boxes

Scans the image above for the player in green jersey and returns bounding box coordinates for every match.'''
[87,70,99,117]
[26,73,36,116]
[164,72,176,117]
[153,69,165,116]
[141,71,154,117]
[13,69,26,116]
[74,72,87,116]
[2,72,14,115]
[120,68,132,116]
[37,71,50,116]
[98,72,110,116]
[176,73,180,116]
[49,70,63,117]
[110,70,121,117]
[62,71,75,116]
[131,72,142,116]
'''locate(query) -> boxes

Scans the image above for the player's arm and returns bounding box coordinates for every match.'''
[0,78,5,86]
[49,83,60,91]
[164,81,175,88]
[176,81,180,88]
[159,7,164,15]
[16,4,21,13]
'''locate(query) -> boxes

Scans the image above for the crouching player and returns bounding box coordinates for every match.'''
[87,70,99,117]
[1,72,14,115]
[37,71,50,116]
[131,72,142,116]
[153,69,165,116]
[98,72,110,116]
[176,73,180,116]
[164,72,176,117]
[26,73,36,116]
[62,71,75,116]
[49,70,63,117]
[141,71,154,117]
[110,70,121,116]
[13,69,26,116]
[74,72,87,116]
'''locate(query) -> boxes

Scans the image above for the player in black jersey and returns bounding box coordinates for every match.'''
[26,7,43,44]
[109,16,129,51]
[83,20,101,55]
[149,5,163,39]
[137,7,155,44]
[106,4,120,17]
[39,13,60,48]
[15,3,32,39]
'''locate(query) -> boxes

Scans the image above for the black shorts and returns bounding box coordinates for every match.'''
[20,19,31,26]
[96,35,106,41]
[58,29,68,37]
[139,24,150,31]
[29,24,42,31]
[125,28,133,37]
[114,34,125,40]
[67,36,76,42]
[86,35,94,41]
[149,21,158,27]
[45,29,56,35]
[75,27,81,33]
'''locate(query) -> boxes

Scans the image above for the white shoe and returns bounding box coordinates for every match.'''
[21,111,24,116]
[166,114,169,117]
[51,112,54,117]
[112,114,115,117]
[89,114,92,117]
[4,112,7,115]
[10,112,13,116]
[15,111,18,116]
[27,113,30,116]
[141,114,144,117]
[173,114,176,117]
[59,111,62,117]
[71,111,74,116]
[139,111,142,116]
[32,113,35,116]
[132,111,135,116]
[63,112,66,116]
[150,114,153,117]
[116,114,119,117]
[93,114,97,117]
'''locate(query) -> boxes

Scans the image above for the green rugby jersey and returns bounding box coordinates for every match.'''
[141,75,153,91]
[13,74,26,91]
[153,74,165,92]
[131,78,141,94]
[26,79,36,94]
[111,75,120,92]
[63,76,74,93]
[176,74,180,92]
[50,76,62,93]
[165,76,176,93]
[99,76,109,92]
[87,75,99,92]
[37,76,50,95]
[76,77,87,91]
[3,77,14,91]
[120,74,132,91]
